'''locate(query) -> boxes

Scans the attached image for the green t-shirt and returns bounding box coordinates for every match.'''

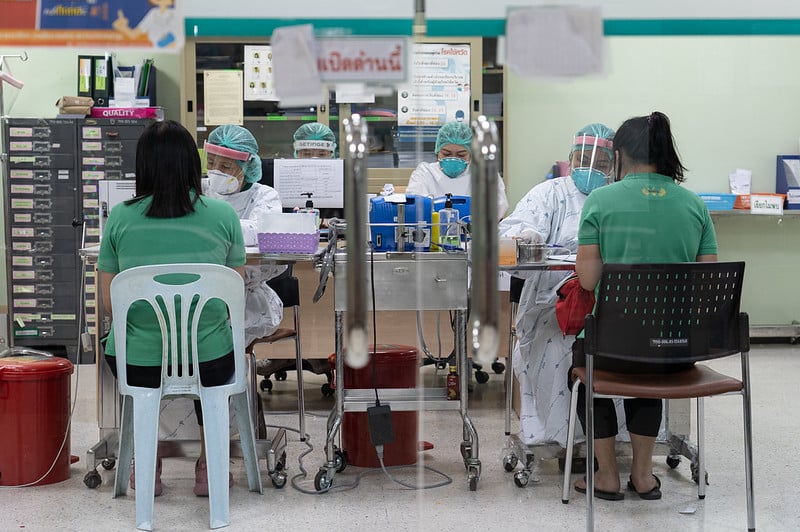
[578,173,718,262]
[98,194,246,366]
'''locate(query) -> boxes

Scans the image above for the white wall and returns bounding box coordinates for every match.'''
[507,35,800,325]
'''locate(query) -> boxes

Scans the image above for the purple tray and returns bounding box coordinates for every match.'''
[257,231,319,254]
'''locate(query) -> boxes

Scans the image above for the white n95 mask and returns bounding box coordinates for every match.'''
[206,169,241,195]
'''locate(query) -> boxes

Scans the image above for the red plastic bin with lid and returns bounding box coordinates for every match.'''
[338,344,419,468]
[0,349,74,486]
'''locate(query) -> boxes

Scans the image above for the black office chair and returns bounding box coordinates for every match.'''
[561,262,754,532]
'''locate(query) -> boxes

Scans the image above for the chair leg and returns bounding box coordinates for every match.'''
[114,395,135,499]
[742,387,756,531]
[586,357,595,532]
[232,391,264,494]
[200,390,233,529]
[562,379,581,504]
[131,392,162,531]
[697,398,706,499]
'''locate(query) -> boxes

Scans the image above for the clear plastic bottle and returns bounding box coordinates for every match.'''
[446,364,459,400]
[438,193,460,248]
[298,192,321,228]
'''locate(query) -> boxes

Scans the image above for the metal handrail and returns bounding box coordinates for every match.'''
[342,114,369,369]
[470,116,500,366]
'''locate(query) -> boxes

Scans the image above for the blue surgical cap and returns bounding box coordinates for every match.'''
[571,123,615,157]
[435,121,472,155]
[293,122,337,157]
[207,124,262,184]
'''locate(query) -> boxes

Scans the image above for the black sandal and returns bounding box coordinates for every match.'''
[574,476,624,501]
[627,474,662,500]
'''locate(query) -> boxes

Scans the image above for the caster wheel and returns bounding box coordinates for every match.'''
[690,462,709,485]
[475,370,490,384]
[314,469,332,491]
[468,475,478,491]
[491,361,505,374]
[260,378,273,392]
[271,471,287,489]
[334,448,348,473]
[502,454,518,472]
[83,470,102,489]
[514,471,529,488]
[666,455,681,469]
[321,383,334,397]
[274,451,287,472]
[101,458,116,471]
[275,370,288,381]
[460,442,472,461]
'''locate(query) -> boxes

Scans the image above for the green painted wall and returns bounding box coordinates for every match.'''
[507,36,800,325]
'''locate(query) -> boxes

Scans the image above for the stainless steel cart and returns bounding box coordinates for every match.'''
[315,249,483,490]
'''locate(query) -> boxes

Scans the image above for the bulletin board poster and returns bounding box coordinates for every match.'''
[396,43,470,132]
[0,0,184,50]
[243,45,278,102]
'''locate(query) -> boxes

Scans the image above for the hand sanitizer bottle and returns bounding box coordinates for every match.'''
[299,192,320,228]
[438,193,460,248]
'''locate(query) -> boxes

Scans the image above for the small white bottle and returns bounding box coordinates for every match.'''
[298,192,321,228]
[438,193,460,248]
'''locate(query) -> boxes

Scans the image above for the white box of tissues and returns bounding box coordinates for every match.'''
[257,212,320,253]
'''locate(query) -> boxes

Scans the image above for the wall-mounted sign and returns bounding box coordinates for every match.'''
[316,38,408,83]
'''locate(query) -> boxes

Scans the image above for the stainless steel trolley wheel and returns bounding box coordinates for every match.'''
[502,454,518,472]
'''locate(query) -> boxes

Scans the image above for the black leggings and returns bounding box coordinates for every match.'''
[576,385,663,439]
[105,351,235,426]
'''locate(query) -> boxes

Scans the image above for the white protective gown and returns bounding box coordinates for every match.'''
[205,182,285,346]
[499,176,629,446]
[406,161,509,219]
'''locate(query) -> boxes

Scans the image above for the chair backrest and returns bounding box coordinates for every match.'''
[110,263,246,398]
[588,261,745,365]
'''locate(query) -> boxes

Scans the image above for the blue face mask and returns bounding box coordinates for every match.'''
[571,167,608,195]
[439,157,468,178]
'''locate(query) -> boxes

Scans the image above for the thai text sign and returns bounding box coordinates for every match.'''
[316,38,408,83]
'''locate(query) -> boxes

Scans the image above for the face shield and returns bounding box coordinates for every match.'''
[203,141,251,194]
[570,135,614,195]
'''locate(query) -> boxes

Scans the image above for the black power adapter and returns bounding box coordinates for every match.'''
[367,404,395,447]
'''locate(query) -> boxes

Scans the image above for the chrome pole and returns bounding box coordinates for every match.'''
[470,116,500,367]
[342,114,369,369]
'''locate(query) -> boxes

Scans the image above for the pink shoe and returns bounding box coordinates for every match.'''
[130,457,163,497]
[193,459,234,497]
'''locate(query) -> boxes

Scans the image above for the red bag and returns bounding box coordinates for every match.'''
[555,273,596,336]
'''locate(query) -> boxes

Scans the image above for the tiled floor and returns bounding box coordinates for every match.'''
[2,344,798,531]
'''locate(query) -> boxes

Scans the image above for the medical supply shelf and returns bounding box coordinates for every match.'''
[181,36,505,193]
[1,117,152,363]
[315,250,482,491]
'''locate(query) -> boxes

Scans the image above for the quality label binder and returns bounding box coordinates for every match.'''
[77,56,93,98]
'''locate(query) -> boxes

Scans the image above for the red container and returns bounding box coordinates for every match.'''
[341,344,418,468]
[0,351,74,486]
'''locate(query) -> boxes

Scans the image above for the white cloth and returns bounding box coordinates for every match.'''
[498,176,629,446]
[203,182,286,345]
[406,161,509,219]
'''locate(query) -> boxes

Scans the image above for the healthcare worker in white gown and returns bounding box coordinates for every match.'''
[203,124,285,347]
[406,120,509,219]
[498,123,618,447]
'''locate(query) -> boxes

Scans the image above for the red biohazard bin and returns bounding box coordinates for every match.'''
[340,344,418,468]
[0,350,74,486]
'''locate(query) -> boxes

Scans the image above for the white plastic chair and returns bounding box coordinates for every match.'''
[111,263,263,531]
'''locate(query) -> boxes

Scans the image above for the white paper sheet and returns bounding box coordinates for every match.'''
[203,70,243,125]
[243,45,278,101]
[506,6,605,78]
[273,158,344,209]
